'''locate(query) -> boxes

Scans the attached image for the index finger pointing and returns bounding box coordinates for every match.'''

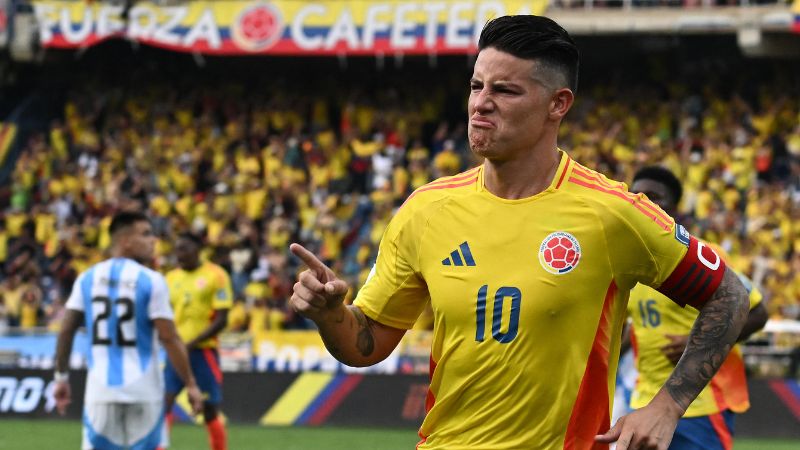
[290,243,329,279]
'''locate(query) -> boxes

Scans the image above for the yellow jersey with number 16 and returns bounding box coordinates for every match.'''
[628,262,762,417]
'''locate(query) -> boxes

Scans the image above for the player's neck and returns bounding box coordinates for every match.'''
[483,147,561,200]
[181,260,201,272]
[110,248,134,263]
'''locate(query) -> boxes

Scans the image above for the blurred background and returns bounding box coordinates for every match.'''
[0,0,799,448]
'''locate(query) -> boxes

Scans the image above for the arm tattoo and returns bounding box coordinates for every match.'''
[319,306,376,361]
[665,268,749,410]
[350,306,376,357]
[350,306,375,356]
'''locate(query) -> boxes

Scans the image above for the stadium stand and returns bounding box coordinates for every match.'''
[0,2,797,446]
[2,41,798,336]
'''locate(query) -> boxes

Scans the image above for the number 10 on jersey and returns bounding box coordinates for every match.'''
[475,285,521,344]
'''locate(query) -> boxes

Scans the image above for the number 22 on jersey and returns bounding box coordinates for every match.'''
[91,296,137,346]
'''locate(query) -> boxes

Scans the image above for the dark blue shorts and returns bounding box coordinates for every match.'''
[164,348,223,405]
[670,409,735,450]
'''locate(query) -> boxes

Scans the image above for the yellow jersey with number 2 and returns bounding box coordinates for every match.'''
[166,262,233,349]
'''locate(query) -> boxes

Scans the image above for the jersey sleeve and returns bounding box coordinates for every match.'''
[211,267,233,310]
[65,273,86,312]
[736,271,763,309]
[148,273,174,320]
[353,202,430,330]
[605,192,725,309]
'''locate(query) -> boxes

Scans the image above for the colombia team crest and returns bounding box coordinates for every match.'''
[231,2,284,52]
[538,232,581,275]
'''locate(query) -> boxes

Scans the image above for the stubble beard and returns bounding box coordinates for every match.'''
[468,128,494,158]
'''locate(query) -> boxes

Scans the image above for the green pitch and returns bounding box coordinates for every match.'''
[0,419,797,449]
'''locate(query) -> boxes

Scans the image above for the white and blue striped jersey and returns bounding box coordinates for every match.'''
[65,257,174,403]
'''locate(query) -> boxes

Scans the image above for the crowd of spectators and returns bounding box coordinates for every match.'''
[0,51,798,341]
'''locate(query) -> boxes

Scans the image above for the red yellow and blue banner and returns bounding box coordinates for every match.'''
[793,0,800,33]
[32,0,548,55]
[768,379,800,422]
[259,372,364,426]
[250,329,432,374]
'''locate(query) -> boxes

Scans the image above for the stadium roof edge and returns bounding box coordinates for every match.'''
[547,5,794,35]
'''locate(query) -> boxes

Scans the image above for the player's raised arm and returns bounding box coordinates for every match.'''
[598,267,749,449]
[289,243,405,367]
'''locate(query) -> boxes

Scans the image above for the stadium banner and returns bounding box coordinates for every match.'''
[1,368,798,437]
[249,329,431,374]
[0,0,7,49]
[0,332,90,369]
[31,0,547,55]
[0,329,432,374]
[794,0,800,33]
[0,369,86,419]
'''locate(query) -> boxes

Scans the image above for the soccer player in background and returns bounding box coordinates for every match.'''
[626,166,768,450]
[160,233,232,450]
[53,211,203,450]
[289,15,750,450]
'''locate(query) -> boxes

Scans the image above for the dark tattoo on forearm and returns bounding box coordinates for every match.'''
[665,268,749,410]
[350,306,376,357]
[325,344,343,360]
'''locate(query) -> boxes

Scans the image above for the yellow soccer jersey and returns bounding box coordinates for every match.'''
[166,262,233,349]
[628,273,762,417]
[354,152,727,450]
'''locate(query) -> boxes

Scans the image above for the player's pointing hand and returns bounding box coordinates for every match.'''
[289,243,349,323]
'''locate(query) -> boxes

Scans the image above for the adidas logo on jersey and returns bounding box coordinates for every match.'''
[442,241,476,266]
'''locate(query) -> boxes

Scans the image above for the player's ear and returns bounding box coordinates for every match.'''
[549,88,574,120]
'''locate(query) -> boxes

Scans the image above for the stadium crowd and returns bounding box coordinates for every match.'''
[0,55,798,339]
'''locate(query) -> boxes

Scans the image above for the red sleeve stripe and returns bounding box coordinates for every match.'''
[571,166,673,226]
[401,176,478,206]
[422,166,481,189]
[567,176,672,231]
[658,237,726,308]
[554,157,572,189]
[571,166,672,225]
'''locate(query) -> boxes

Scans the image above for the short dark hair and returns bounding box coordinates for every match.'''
[633,166,683,205]
[478,15,579,93]
[177,232,204,248]
[109,211,150,236]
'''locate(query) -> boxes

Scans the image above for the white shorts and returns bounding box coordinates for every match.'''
[82,401,164,450]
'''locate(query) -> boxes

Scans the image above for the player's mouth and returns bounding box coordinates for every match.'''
[470,115,495,128]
